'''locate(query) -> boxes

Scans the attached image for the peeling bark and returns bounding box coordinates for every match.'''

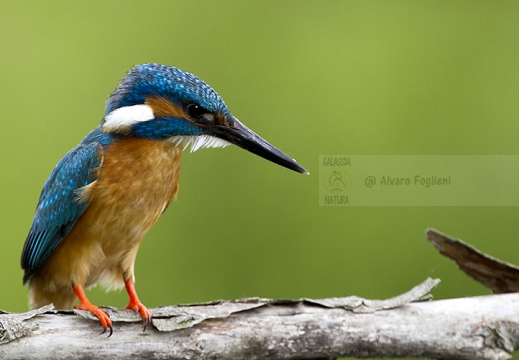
[2,229,519,359]
[1,279,518,359]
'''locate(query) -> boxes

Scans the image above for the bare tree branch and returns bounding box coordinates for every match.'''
[427,228,519,293]
[1,229,519,359]
[1,278,518,359]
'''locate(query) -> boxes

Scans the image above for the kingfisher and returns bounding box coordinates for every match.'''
[20,63,307,336]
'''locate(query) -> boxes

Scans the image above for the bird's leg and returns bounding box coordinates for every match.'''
[124,279,151,331]
[73,284,113,336]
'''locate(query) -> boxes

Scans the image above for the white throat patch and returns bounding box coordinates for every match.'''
[170,135,231,152]
[102,104,155,133]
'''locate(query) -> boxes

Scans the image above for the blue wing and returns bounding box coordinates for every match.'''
[21,140,104,283]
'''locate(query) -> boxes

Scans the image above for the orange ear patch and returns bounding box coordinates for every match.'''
[214,113,230,126]
[145,96,189,120]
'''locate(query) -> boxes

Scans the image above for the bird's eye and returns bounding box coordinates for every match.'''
[186,103,209,120]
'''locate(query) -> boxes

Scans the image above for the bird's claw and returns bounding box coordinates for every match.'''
[75,303,113,337]
[125,301,151,332]
[100,324,114,337]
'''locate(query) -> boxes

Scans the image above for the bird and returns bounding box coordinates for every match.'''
[20,63,308,336]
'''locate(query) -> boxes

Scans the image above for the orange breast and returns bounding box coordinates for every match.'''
[36,137,182,292]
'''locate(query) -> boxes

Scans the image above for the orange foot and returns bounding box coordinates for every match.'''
[73,284,113,336]
[125,279,152,331]
[125,299,151,330]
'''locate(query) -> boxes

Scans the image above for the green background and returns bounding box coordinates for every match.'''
[1,1,518,358]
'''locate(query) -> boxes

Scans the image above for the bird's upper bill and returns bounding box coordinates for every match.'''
[101,63,308,174]
[206,116,308,174]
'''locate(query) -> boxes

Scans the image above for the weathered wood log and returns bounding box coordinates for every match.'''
[3,229,519,359]
[1,278,518,359]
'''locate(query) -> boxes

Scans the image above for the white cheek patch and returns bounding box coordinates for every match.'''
[102,104,155,133]
[169,135,231,152]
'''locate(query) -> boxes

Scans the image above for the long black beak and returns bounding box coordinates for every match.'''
[208,117,309,174]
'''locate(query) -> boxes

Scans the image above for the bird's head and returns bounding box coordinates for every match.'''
[101,63,308,174]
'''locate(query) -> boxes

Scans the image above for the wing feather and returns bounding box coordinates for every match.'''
[21,141,103,283]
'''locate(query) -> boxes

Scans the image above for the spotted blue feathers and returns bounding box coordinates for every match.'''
[105,63,232,119]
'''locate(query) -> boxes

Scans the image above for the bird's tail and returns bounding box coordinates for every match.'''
[27,278,76,310]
